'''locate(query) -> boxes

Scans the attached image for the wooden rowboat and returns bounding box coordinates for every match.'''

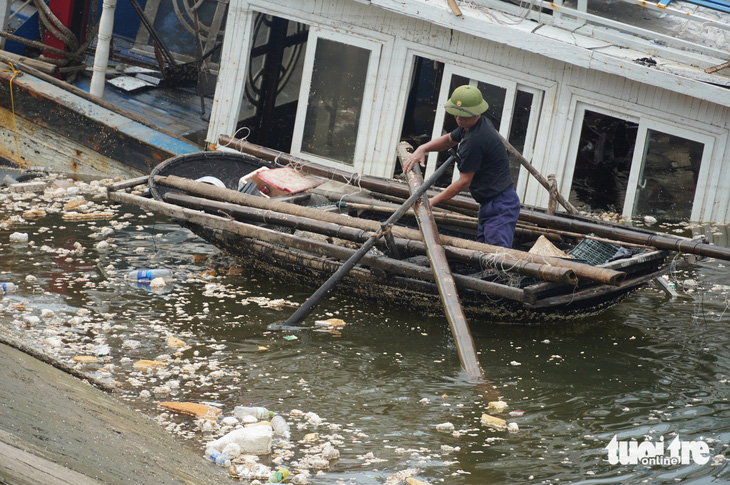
[107,149,711,324]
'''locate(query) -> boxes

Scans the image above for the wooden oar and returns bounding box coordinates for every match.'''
[398,142,487,383]
[281,151,460,326]
[496,132,579,215]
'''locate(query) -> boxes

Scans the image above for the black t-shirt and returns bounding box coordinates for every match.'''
[450,116,513,204]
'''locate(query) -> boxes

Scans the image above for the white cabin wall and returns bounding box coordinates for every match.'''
[212,0,730,222]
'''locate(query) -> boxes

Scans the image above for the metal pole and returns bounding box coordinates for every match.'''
[90,0,117,98]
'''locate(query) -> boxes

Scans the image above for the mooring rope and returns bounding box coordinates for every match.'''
[1,62,24,168]
[32,0,100,81]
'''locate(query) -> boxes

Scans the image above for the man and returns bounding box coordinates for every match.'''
[403,85,520,248]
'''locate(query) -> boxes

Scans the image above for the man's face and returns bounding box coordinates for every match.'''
[454,114,480,131]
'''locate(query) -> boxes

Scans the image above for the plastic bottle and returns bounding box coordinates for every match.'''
[267,468,290,483]
[208,425,273,455]
[271,415,291,440]
[0,282,17,294]
[124,269,173,284]
[233,406,274,421]
[207,450,231,467]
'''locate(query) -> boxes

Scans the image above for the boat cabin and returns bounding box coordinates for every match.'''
[204,0,730,224]
[2,0,729,224]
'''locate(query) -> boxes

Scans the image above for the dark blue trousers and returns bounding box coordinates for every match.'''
[476,187,520,248]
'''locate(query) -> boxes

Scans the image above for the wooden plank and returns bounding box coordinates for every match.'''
[165,192,578,286]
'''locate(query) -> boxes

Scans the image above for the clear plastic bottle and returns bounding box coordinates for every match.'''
[233,406,274,421]
[207,450,231,467]
[267,468,290,483]
[271,415,291,440]
[124,269,173,284]
[0,282,17,294]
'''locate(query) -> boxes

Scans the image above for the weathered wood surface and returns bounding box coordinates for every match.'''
[152,175,622,285]
[400,142,484,381]
[0,52,200,175]
[110,190,531,303]
[163,192,579,286]
[0,340,225,485]
[520,209,730,261]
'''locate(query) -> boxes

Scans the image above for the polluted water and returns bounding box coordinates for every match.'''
[1,170,730,483]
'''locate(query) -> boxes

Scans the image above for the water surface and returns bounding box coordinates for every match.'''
[1,178,729,484]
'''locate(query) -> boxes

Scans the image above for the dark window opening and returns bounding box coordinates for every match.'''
[237,13,308,153]
[569,110,638,213]
[397,56,444,176]
[507,90,534,184]
[634,130,703,222]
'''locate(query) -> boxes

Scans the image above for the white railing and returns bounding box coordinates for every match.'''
[466,0,730,60]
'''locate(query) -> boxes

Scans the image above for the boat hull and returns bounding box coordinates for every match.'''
[135,150,669,324]
[181,219,663,323]
[0,62,200,177]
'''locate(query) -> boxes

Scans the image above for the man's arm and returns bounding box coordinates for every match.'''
[430,170,474,207]
[402,134,458,173]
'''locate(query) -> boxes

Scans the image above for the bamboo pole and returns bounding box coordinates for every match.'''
[0,51,59,75]
[164,192,578,286]
[497,132,579,215]
[281,152,460,326]
[446,0,463,16]
[400,143,484,382]
[108,185,529,303]
[152,175,624,285]
[0,31,87,61]
[520,209,730,261]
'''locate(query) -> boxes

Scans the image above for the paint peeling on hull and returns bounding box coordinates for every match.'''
[0,69,200,176]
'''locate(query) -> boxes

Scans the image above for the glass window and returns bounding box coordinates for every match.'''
[145,0,226,61]
[300,39,370,164]
[633,130,704,221]
[508,90,535,184]
[238,14,307,151]
[569,110,638,213]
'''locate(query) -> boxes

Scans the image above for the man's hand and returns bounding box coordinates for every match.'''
[403,147,427,173]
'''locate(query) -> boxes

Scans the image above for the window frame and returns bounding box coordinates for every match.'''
[623,120,715,221]
[289,27,381,171]
[426,65,544,186]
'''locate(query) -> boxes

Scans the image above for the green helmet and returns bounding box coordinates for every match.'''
[444,85,489,117]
